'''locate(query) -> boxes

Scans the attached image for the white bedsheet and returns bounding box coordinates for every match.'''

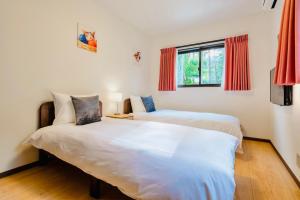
[27,118,238,200]
[133,110,243,152]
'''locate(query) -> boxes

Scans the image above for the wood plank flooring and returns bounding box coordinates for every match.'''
[0,140,299,200]
[235,140,300,200]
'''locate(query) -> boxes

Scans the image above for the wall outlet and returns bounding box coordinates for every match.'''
[297,153,300,168]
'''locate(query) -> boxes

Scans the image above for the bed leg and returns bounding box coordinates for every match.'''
[38,149,49,165]
[90,176,102,199]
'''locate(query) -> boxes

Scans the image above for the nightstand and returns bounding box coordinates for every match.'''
[106,114,134,120]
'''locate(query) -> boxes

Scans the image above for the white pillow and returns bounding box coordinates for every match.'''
[52,92,98,125]
[52,93,75,125]
[130,96,146,113]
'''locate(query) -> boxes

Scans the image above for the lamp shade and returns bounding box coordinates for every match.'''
[109,92,123,102]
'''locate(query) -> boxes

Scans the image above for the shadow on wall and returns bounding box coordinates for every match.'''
[271,85,300,180]
[7,145,38,172]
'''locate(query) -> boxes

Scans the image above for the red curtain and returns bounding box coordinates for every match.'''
[224,35,251,91]
[274,0,300,85]
[158,48,177,91]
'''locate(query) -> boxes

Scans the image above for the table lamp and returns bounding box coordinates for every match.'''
[109,92,123,115]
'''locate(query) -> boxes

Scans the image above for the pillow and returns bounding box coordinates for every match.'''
[130,96,146,113]
[52,92,76,125]
[52,92,99,125]
[141,96,156,112]
[71,96,101,125]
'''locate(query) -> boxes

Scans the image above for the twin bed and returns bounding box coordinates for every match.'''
[124,98,244,152]
[27,99,240,200]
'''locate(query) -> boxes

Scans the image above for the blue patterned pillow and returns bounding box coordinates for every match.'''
[141,96,156,112]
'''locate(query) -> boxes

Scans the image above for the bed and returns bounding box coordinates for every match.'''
[26,101,238,200]
[124,98,244,153]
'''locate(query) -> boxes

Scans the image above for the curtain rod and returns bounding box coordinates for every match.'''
[176,38,225,49]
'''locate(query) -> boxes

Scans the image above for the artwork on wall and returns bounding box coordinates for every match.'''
[77,23,97,53]
[134,51,141,63]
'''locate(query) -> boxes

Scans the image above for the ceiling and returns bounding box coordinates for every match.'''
[99,0,266,36]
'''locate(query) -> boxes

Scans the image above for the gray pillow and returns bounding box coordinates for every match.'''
[71,96,101,125]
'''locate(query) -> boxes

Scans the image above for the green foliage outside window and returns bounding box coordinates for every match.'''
[201,48,224,84]
[177,52,199,85]
[177,47,224,86]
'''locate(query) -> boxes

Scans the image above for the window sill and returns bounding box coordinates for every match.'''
[177,84,221,88]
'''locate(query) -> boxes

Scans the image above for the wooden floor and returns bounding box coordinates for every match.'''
[0,140,299,200]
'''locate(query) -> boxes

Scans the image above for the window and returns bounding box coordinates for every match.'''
[177,44,225,87]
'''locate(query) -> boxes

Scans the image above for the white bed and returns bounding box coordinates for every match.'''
[131,110,243,153]
[27,117,238,200]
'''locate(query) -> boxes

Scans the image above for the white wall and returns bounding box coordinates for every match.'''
[149,13,275,139]
[270,1,300,181]
[0,0,150,173]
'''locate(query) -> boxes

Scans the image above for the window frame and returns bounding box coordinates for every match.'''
[177,43,225,88]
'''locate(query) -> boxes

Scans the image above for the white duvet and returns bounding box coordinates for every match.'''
[133,110,243,152]
[27,118,238,200]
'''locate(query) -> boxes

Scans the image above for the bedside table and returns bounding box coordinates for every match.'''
[106,114,134,120]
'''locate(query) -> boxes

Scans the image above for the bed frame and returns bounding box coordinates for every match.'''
[38,101,103,199]
[123,98,132,114]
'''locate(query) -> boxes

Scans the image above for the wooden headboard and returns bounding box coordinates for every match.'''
[123,98,132,114]
[39,101,103,128]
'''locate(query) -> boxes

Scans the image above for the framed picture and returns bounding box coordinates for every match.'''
[77,23,97,53]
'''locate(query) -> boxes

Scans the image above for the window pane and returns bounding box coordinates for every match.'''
[201,48,224,85]
[177,51,199,86]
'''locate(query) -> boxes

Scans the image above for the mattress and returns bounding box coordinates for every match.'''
[133,110,243,152]
[27,117,238,200]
